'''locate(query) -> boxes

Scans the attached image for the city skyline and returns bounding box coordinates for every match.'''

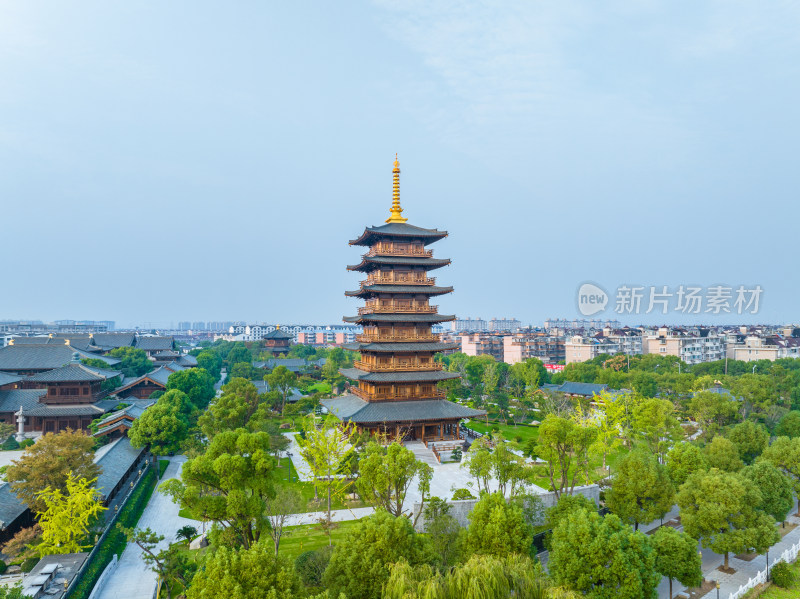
[2,2,799,325]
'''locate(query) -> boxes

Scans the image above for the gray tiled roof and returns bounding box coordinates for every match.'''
[263,329,293,340]
[252,381,303,402]
[27,363,121,383]
[347,256,451,272]
[0,389,46,413]
[340,368,460,383]
[176,354,197,367]
[94,437,146,500]
[134,336,174,351]
[346,284,454,297]
[342,342,458,353]
[556,382,608,396]
[321,395,484,423]
[0,345,120,372]
[349,223,448,246]
[343,313,456,324]
[152,350,180,358]
[0,483,27,530]
[92,333,135,349]
[0,372,22,387]
[114,365,172,392]
[11,336,99,353]
[25,404,106,417]
[94,402,151,429]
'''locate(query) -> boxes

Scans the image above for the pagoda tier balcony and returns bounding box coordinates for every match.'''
[356,332,440,343]
[364,246,433,258]
[351,386,447,401]
[354,359,443,372]
[358,302,438,315]
[363,273,436,286]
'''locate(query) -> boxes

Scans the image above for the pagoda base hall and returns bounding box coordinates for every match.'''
[322,156,484,443]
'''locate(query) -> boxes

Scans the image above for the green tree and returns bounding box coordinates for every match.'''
[357,441,433,518]
[229,361,259,381]
[759,436,800,515]
[461,437,493,495]
[120,527,195,599]
[198,378,262,438]
[465,492,532,558]
[651,527,703,599]
[166,368,215,409]
[632,398,682,461]
[323,510,434,599]
[704,436,743,472]
[606,449,674,530]
[384,554,558,599]
[263,487,303,556]
[195,350,223,382]
[109,346,153,377]
[666,442,708,487]
[186,540,302,599]
[677,468,779,569]
[6,429,99,513]
[549,509,660,599]
[224,343,252,371]
[741,461,794,524]
[688,390,737,436]
[546,493,597,531]
[296,415,356,542]
[265,366,298,417]
[534,415,597,497]
[161,429,275,549]
[727,420,769,464]
[36,472,106,556]
[422,498,464,570]
[775,410,800,438]
[129,395,190,455]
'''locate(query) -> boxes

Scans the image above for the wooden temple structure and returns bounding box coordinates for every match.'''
[322,156,484,442]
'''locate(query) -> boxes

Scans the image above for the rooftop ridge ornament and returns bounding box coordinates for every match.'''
[385,153,407,223]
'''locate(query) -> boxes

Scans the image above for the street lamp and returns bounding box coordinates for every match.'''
[716,581,720,599]
[753,364,757,374]
[766,548,770,580]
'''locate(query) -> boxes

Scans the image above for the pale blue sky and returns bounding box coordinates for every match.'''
[1,1,798,328]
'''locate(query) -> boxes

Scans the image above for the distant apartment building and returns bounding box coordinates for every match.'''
[543,318,622,331]
[487,318,522,332]
[726,334,800,362]
[178,322,191,331]
[452,318,487,332]
[0,320,112,334]
[503,331,565,365]
[643,327,725,364]
[223,324,360,345]
[461,333,505,361]
[564,328,644,365]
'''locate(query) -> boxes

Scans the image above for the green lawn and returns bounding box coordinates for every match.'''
[306,382,331,394]
[177,457,365,520]
[464,419,540,450]
[278,520,361,563]
[744,559,800,598]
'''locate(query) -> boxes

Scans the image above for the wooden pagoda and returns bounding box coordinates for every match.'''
[322,156,484,442]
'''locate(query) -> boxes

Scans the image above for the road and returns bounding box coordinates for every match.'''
[94,457,196,599]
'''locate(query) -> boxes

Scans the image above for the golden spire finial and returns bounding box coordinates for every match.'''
[386,153,408,223]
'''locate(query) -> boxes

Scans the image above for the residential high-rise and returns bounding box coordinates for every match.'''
[322,157,483,440]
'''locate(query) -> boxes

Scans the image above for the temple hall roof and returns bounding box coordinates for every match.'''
[27,363,121,383]
[343,313,456,325]
[0,345,120,372]
[321,395,484,424]
[342,342,458,353]
[349,223,448,247]
[263,329,293,340]
[0,389,47,413]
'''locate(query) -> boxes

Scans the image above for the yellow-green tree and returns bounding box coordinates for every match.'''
[36,472,106,556]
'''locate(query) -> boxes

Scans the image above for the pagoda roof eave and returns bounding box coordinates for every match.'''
[340,367,460,383]
[321,395,485,423]
[346,256,451,272]
[343,313,456,324]
[345,285,454,298]
[343,341,459,352]
[349,223,448,246]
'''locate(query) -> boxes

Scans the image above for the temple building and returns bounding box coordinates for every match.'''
[262,328,293,356]
[322,157,484,442]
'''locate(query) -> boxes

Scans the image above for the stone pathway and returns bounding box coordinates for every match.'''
[94,457,197,599]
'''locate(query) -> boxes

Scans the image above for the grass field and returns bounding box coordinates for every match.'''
[306,382,332,394]
[278,520,361,563]
[743,559,800,598]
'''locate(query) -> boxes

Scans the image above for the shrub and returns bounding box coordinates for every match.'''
[1,437,19,451]
[451,488,475,501]
[0,560,7,574]
[18,439,34,449]
[295,546,332,587]
[771,561,795,588]
[20,557,38,572]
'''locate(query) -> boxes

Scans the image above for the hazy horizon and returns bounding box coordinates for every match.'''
[2,2,799,329]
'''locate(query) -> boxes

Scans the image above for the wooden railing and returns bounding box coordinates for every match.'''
[365,246,433,258]
[350,387,446,401]
[358,303,437,315]
[363,274,436,286]
[356,333,439,343]
[354,360,442,372]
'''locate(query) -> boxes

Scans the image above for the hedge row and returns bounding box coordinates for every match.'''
[67,467,158,599]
